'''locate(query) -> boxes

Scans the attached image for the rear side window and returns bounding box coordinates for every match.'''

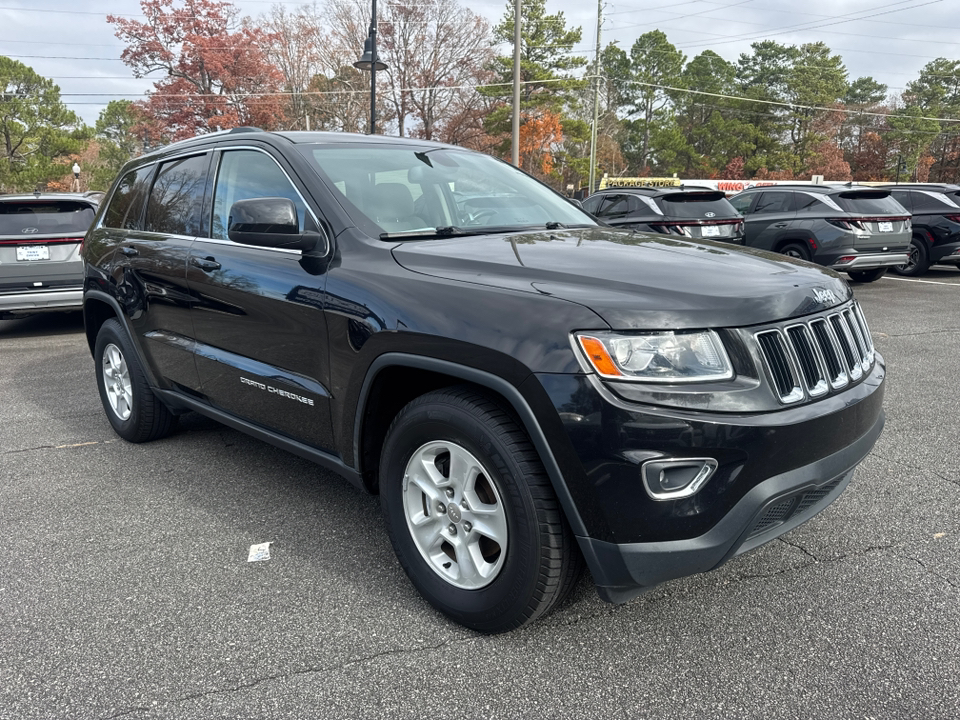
[212,149,308,240]
[581,195,603,215]
[910,190,960,212]
[597,194,638,218]
[104,165,153,230]
[145,154,209,236]
[658,192,737,219]
[835,191,905,215]
[752,192,793,214]
[0,200,96,236]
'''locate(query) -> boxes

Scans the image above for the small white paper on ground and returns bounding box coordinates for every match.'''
[247,542,272,562]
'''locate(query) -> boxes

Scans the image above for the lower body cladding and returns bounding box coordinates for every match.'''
[536,358,885,604]
[0,287,82,317]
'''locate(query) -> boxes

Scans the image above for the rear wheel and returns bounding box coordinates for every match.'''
[380,387,582,633]
[892,236,930,276]
[847,268,887,283]
[95,318,177,442]
[780,242,811,262]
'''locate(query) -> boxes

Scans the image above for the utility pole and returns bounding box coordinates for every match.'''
[511,0,521,167]
[588,0,602,195]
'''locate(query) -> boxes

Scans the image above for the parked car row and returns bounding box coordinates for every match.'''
[583,182,960,282]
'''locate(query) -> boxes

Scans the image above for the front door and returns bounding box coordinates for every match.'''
[743,191,797,251]
[186,148,335,451]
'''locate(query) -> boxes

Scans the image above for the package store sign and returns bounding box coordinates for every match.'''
[599,176,681,189]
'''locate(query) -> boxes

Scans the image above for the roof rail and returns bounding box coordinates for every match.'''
[228,126,264,134]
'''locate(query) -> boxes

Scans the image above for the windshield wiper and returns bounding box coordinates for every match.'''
[380,226,469,240]
[545,222,594,230]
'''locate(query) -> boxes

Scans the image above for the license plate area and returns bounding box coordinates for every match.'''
[878,221,893,232]
[702,225,721,237]
[16,245,50,261]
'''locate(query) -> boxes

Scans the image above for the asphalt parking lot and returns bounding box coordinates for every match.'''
[2,268,959,720]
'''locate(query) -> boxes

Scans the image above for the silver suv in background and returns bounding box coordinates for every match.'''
[729,185,910,283]
[0,192,98,319]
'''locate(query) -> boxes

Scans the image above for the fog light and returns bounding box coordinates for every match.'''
[641,458,718,501]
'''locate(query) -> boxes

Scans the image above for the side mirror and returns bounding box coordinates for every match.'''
[228,197,324,253]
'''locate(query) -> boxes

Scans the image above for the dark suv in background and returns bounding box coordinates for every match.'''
[0,192,98,319]
[881,184,960,276]
[81,130,885,632]
[729,184,910,283]
[582,186,744,244]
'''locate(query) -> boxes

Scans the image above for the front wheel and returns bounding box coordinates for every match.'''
[847,268,887,283]
[892,236,930,276]
[94,318,177,442]
[380,387,582,633]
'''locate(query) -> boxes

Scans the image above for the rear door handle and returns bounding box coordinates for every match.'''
[120,246,139,257]
[773,223,788,228]
[190,256,221,271]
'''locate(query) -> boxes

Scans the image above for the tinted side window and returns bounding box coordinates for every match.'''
[890,190,913,211]
[910,190,958,212]
[104,165,153,230]
[598,194,632,218]
[753,192,792,214]
[212,150,308,240]
[581,195,603,215]
[145,154,209,236]
[728,193,753,214]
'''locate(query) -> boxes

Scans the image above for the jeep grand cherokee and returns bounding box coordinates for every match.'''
[81,129,885,633]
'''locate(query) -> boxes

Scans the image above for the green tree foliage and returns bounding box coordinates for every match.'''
[89,100,145,191]
[0,56,88,191]
[482,0,586,171]
[903,59,960,181]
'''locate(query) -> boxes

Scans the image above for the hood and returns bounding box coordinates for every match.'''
[391,227,852,329]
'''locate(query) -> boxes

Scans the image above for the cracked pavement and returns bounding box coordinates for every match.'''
[2,269,960,719]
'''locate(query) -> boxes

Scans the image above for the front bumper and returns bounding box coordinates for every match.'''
[579,408,883,603]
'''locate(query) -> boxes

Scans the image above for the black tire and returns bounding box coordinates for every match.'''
[847,268,887,283]
[780,242,811,262]
[380,387,582,633]
[94,318,177,442]
[892,236,930,276]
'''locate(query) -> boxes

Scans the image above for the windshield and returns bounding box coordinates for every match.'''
[299,145,596,237]
[0,200,96,236]
[658,192,739,219]
[835,191,905,215]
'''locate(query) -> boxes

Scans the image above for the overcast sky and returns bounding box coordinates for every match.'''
[1,0,958,126]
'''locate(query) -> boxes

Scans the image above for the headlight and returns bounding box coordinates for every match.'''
[576,330,734,382]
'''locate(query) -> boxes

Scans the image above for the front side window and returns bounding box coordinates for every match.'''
[212,150,309,240]
[581,194,604,215]
[752,192,792,214]
[728,193,753,214]
[144,154,209,236]
[104,165,153,230]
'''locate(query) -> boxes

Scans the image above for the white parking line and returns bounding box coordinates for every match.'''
[881,276,960,287]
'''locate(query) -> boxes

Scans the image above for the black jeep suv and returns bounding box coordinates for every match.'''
[81,130,885,632]
[881,184,960,276]
[729,184,911,283]
[582,185,745,244]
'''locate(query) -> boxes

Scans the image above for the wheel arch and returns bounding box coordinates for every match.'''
[773,233,816,254]
[83,291,123,356]
[354,353,589,537]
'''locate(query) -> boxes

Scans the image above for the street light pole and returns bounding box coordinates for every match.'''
[511,0,521,167]
[354,0,387,135]
[370,0,378,135]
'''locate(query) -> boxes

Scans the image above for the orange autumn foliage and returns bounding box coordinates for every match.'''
[518,111,564,176]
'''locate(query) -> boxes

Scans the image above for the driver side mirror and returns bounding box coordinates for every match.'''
[228,197,327,254]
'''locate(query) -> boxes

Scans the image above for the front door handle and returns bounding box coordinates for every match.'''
[120,246,139,257]
[773,223,788,228]
[190,256,221,271]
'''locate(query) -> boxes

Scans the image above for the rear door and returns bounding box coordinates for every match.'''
[186,146,335,451]
[743,191,796,251]
[114,152,211,392]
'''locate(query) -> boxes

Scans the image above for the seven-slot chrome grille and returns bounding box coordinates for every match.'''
[754,302,875,404]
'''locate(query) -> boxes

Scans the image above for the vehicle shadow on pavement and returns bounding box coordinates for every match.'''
[0,312,85,339]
